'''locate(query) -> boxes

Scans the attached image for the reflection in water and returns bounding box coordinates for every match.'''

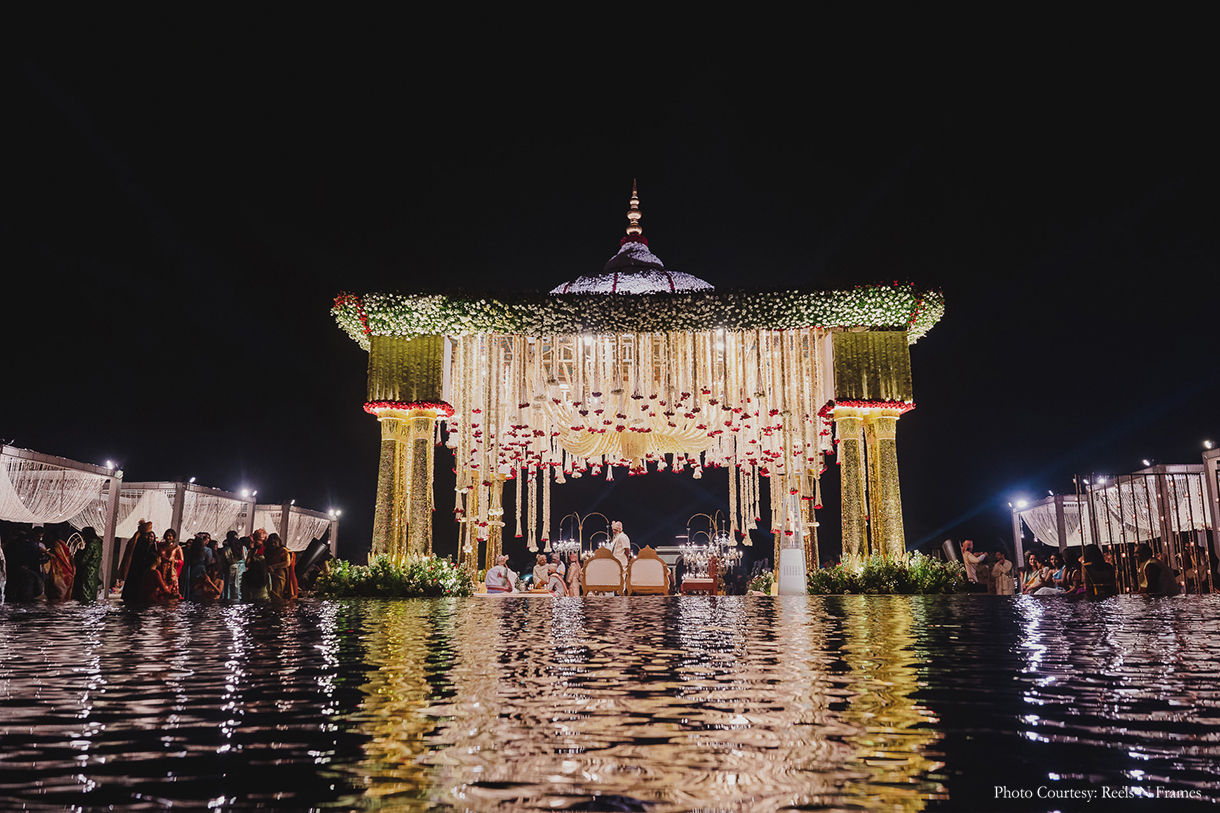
[836,597,945,811]
[3,596,1220,810]
[343,596,943,811]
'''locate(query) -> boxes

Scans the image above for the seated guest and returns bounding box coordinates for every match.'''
[532,554,549,589]
[194,559,224,602]
[140,554,180,603]
[1138,543,1181,597]
[546,563,568,596]
[485,554,515,593]
[1081,544,1118,597]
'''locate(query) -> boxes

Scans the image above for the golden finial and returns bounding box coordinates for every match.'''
[626,179,642,236]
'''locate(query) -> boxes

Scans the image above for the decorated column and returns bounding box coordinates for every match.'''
[834,408,868,559]
[865,409,906,558]
[366,335,450,562]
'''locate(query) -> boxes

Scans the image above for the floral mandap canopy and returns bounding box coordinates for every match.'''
[333,185,943,588]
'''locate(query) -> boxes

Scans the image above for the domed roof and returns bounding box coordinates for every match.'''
[550,183,714,295]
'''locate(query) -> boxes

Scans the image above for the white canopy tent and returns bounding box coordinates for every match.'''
[1,445,122,595]
[1013,462,1219,582]
[253,503,338,553]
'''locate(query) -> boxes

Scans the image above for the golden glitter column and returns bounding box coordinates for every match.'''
[865,409,906,559]
[372,415,410,561]
[406,410,437,557]
[834,407,868,560]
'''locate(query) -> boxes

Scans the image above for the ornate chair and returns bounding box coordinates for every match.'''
[626,546,670,595]
[582,547,624,595]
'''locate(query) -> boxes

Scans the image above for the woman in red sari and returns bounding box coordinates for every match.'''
[158,530,184,597]
[44,533,76,602]
[140,554,180,603]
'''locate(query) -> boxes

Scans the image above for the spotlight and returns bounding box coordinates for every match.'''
[241,489,250,498]
[1016,500,1028,509]
[1206,440,1214,450]
[106,460,114,469]
[189,476,196,483]
[1142,459,1151,467]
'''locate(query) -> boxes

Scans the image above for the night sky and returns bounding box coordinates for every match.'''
[6,18,1218,564]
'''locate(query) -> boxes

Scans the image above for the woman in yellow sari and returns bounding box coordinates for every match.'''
[265,534,299,600]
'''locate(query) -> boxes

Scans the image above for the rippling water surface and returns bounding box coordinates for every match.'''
[2,595,1219,811]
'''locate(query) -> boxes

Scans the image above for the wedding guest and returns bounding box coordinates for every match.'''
[122,529,158,603]
[183,534,213,600]
[546,563,568,596]
[266,534,299,600]
[43,529,76,602]
[1138,543,1181,597]
[72,527,104,602]
[485,554,514,593]
[566,551,582,596]
[532,554,549,588]
[992,550,1014,595]
[1081,544,1118,597]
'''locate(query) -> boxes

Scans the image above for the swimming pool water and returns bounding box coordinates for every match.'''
[1,595,1217,811]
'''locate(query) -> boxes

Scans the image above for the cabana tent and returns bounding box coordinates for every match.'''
[1,444,122,597]
[253,503,337,553]
[1013,461,1219,593]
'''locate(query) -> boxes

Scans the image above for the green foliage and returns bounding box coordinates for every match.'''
[314,554,474,598]
[747,571,774,594]
[807,553,964,595]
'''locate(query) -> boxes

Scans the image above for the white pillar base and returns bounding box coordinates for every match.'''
[778,546,807,596]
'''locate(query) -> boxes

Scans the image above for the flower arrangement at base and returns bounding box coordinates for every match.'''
[314,554,474,598]
[807,552,964,595]
[747,572,775,595]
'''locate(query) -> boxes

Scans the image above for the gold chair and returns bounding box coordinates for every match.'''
[626,546,670,595]
[582,547,624,595]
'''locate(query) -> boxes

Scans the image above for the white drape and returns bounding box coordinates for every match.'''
[284,513,330,551]
[178,491,244,539]
[0,456,109,524]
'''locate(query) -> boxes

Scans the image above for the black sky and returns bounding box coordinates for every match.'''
[5,15,1218,562]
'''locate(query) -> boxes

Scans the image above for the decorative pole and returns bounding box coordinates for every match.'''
[865,409,906,558]
[366,334,451,563]
[835,407,868,560]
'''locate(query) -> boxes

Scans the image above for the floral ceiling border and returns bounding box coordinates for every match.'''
[333,282,944,351]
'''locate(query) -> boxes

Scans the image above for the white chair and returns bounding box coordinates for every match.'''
[582,547,624,595]
[626,546,670,595]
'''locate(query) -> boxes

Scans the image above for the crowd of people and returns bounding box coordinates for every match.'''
[960,539,1190,597]
[0,520,309,604]
[116,521,300,603]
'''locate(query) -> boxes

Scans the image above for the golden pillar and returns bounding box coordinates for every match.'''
[366,334,448,562]
[835,408,867,560]
[372,415,409,560]
[865,409,905,559]
[372,408,437,562]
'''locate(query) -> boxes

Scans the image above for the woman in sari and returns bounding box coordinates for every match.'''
[140,553,180,603]
[194,559,224,601]
[44,532,76,602]
[1021,553,1044,594]
[159,530,184,597]
[265,534,299,600]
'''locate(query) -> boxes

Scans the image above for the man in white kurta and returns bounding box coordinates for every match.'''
[610,521,631,575]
